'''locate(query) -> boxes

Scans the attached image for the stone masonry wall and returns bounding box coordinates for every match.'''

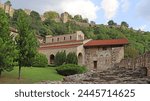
[116,52,150,76]
[85,46,124,71]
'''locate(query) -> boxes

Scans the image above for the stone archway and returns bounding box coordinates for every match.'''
[78,53,83,65]
[50,54,55,64]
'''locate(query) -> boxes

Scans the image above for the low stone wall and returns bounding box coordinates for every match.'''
[116,52,150,76]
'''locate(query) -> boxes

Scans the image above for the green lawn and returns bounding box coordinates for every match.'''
[0,67,63,84]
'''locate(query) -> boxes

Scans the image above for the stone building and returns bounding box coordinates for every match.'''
[0,0,14,17]
[38,31,128,71]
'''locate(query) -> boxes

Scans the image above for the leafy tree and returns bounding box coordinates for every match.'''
[30,11,41,21]
[121,21,129,28]
[66,52,78,64]
[0,8,15,76]
[108,20,117,26]
[74,15,83,21]
[32,53,48,67]
[43,11,59,20]
[30,11,43,35]
[15,10,38,79]
[11,9,26,27]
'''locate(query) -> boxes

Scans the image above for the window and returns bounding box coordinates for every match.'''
[64,37,66,40]
[52,38,54,42]
[93,61,97,69]
[70,36,72,40]
[57,38,59,42]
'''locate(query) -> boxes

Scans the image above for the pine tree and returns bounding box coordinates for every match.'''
[66,52,78,64]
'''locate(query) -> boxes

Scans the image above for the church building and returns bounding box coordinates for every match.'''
[38,31,128,71]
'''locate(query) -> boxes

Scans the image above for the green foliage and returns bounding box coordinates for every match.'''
[108,20,117,26]
[0,8,15,76]
[44,19,68,35]
[54,51,67,66]
[44,11,59,20]
[66,52,78,64]
[30,11,44,35]
[15,9,38,79]
[121,21,129,28]
[74,15,83,22]
[56,64,87,76]
[16,9,38,66]
[5,0,11,6]
[32,53,48,67]
[30,11,41,21]
[125,45,139,58]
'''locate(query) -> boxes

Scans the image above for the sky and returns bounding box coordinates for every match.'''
[1,0,150,31]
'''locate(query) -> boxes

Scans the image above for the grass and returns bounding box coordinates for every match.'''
[0,67,63,84]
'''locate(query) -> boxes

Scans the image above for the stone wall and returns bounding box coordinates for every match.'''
[39,46,78,64]
[45,31,84,43]
[85,46,124,71]
[116,52,150,76]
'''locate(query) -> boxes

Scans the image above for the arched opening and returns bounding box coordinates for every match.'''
[50,54,55,64]
[78,53,83,65]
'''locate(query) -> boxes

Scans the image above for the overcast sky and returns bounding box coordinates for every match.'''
[1,0,150,31]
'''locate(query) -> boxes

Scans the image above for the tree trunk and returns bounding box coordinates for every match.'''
[18,64,21,80]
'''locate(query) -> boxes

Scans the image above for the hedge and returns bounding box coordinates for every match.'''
[56,64,87,76]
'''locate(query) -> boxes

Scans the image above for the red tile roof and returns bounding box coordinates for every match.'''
[39,43,82,50]
[84,39,128,47]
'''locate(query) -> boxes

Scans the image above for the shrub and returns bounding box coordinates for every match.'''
[54,51,66,66]
[66,52,78,64]
[56,64,87,76]
[32,53,48,67]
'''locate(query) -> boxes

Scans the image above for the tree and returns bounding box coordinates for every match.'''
[121,21,129,28]
[32,53,48,67]
[0,8,15,77]
[30,11,43,35]
[43,11,59,20]
[54,51,66,66]
[66,52,78,64]
[15,10,38,79]
[108,20,117,26]
[30,11,41,21]
[74,15,83,21]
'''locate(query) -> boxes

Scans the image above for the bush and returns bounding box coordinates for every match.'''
[66,52,78,64]
[32,53,48,67]
[56,64,87,76]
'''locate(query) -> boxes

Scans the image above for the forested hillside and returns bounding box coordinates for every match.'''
[9,9,150,58]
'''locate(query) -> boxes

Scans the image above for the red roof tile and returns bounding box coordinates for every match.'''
[84,39,128,47]
[39,43,82,50]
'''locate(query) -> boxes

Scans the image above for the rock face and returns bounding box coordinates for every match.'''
[38,67,150,84]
